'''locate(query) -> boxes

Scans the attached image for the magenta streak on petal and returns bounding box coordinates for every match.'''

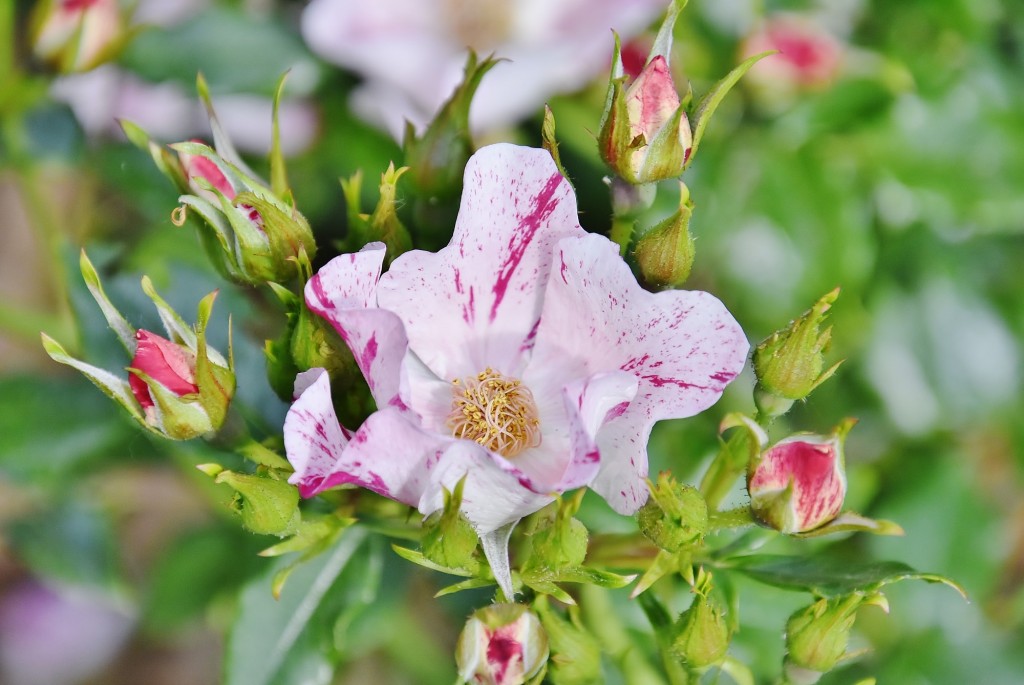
[519,319,541,354]
[605,401,630,421]
[489,172,564,323]
[308,275,335,310]
[559,253,569,284]
[359,334,379,375]
[641,374,714,391]
[323,471,392,499]
[710,370,737,384]
[621,354,651,372]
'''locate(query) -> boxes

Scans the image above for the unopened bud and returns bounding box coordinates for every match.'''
[637,472,708,552]
[753,288,842,415]
[457,604,549,685]
[633,182,696,288]
[672,593,729,667]
[785,594,862,675]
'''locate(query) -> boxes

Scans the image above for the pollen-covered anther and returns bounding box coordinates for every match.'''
[447,368,541,458]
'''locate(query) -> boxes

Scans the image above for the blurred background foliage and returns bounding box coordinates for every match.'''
[0,0,1022,683]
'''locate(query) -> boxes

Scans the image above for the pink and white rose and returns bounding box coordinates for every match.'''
[284,144,747,591]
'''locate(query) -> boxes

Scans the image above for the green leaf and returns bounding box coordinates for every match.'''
[0,375,136,485]
[224,526,368,685]
[729,554,967,598]
[143,525,266,634]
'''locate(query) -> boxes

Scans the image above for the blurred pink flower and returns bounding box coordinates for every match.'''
[33,0,123,72]
[741,15,842,95]
[301,0,667,135]
[284,144,747,589]
[0,580,133,685]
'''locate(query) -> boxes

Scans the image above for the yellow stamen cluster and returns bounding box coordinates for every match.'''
[447,368,541,458]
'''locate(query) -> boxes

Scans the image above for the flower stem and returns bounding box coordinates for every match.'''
[708,506,755,531]
[636,591,691,685]
[580,585,668,685]
[699,429,752,511]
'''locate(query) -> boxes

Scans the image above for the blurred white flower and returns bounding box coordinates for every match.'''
[50,67,319,155]
[301,0,667,136]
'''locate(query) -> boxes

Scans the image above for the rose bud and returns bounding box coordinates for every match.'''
[32,0,125,73]
[599,34,692,186]
[456,604,549,685]
[741,15,842,105]
[747,420,855,534]
[42,251,235,441]
[753,288,842,419]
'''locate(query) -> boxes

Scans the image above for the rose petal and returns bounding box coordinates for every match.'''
[128,330,198,408]
[532,233,749,512]
[378,144,584,381]
[283,369,352,498]
[305,242,410,407]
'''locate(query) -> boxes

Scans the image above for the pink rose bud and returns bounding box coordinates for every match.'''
[599,51,692,185]
[456,604,549,685]
[32,0,124,73]
[41,251,235,441]
[179,143,237,200]
[747,421,854,534]
[128,330,200,410]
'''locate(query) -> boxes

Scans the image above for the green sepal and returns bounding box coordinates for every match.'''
[213,469,301,537]
[195,71,260,180]
[636,471,708,552]
[638,104,691,182]
[140,275,198,350]
[269,71,291,198]
[791,511,904,539]
[119,119,189,192]
[684,50,776,172]
[339,170,371,249]
[649,0,689,68]
[421,476,481,574]
[754,287,843,408]
[238,440,293,471]
[262,517,355,599]
[403,51,500,200]
[129,367,212,440]
[390,545,476,578]
[79,250,135,354]
[631,548,686,598]
[40,332,150,429]
[367,163,412,262]
[434,577,496,598]
[541,105,571,187]
[522,492,589,574]
[193,291,235,430]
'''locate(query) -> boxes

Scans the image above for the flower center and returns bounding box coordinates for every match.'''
[442,0,513,52]
[447,368,541,458]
